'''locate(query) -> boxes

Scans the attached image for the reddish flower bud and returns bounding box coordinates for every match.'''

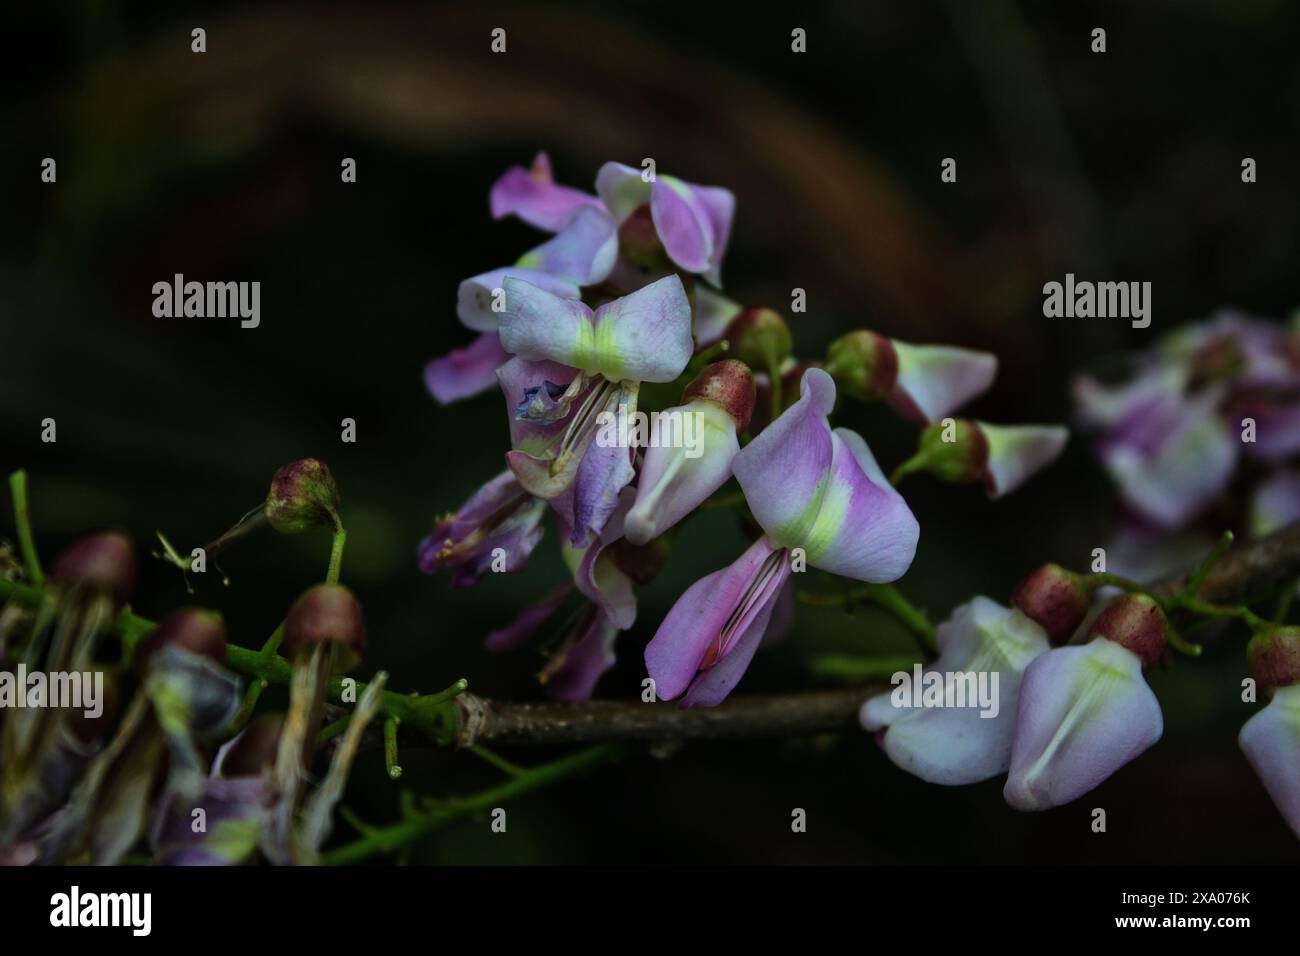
[1247,626,1300,691]
[218,713,285,778]
[134,608,228,671]
[617,204,672,273]
[824,330,900,402]
[282,583,366,671]
[265,459,341,534]
[725,307,792,371]
[50,532,137,609]
[682,359,756,430]
[1012,563,1090,644]
[1089,593,1168,668]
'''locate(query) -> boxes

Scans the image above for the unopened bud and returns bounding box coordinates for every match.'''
[50,532,137,609]
[915,418,988,484]
[824,330,899,402]
[266,459,341,534]
[1012,563,1090,644]
[725,307,792,372]
[134,608,227,671]
[1247,626,1300,690]
[682,359,756,430]
[282,583,366,671]
[1090,593,1168,668]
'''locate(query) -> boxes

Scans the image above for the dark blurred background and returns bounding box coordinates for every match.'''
[2,1,1298,863]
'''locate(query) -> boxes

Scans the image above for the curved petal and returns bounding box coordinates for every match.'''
[457,268,580,334]
[650,176,713,275]
[515,206,619,286]
[490,152,602,232]
[594,161,651,223]
[1100,399,1235,527]
[888,341,998,424]
[496,356,581,454]
[498,276,596,368]
[1250,470,1300,538]
[979,422,1069,499]
[732,367,837,544]
[625,401,738,545]
[1238,685,1300,839]
[860,599,1049,785]
[1004,637,1163,811]
[589,275,695,383]
[693,185,735,286]
[694,286,743,347]
[484,584,572,652]
[424,333,511,405]
[644,537,785,701]
[544,612,619,701]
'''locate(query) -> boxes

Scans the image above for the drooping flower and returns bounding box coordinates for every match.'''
[417,469,548,586]
[899,418,1068,499]
[595,162,735,285]
[625,360,755,545]
[1004,593,1167,810]
[1239,627,1300,839]
[860,597,1050,785]
[490,152,605,231]
[645,368,919,707]
[497,274,694,543]
[825,329,998,424]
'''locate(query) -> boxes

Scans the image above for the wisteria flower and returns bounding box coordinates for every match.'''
[860,597,1050,785]
[645,368,919,707]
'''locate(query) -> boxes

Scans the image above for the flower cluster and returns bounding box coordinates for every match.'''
[420,154,1068,705]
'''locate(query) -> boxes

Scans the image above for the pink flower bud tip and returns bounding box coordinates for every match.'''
[1090,593,1168,668]
[51,531,137,608]
[282,583,367,670]
[266,458,341,534]
[1012,563,1090,644]
[682,359,756,430]
[1247,626,1300,690]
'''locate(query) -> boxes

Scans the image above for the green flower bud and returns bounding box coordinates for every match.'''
[725,307,792,372]
[265,459,341,534]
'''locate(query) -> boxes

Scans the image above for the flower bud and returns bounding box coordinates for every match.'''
[217,713,285,778]
[824,330,899,402]
[1012,563,1090,644]
[50,532,137,609]
[282,583,366,671]
[1247,626,1300,691]
[265,459,341,534]
[134,608,227,672]
[617,204,672,273]
[725,307,792,372]
[915,418,989,484]
[682,359,756,430]
[1089,593,1168,668]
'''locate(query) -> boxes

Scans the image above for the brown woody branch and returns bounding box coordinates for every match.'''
[453,522,1300,746]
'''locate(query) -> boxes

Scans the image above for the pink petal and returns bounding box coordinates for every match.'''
[490,152,603,232]
[980,422,1069,499]
[1238,685,1300,839]
[424,333,511,405]
[887,341,997,424]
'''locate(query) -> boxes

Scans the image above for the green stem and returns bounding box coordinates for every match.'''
[797,582,937,655]
[326,528,347,584]
[1088,572,1149,595]
[1179,596,1270,631]
[8,470,44,587]
[1180,530,1234,601]
[384,718,403,780]
[808,654,921,682]
[320,744,621,865]
[0,577,465,745]
[888,451,930,488]
[767,360,783,423]
[468,744,525,777]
